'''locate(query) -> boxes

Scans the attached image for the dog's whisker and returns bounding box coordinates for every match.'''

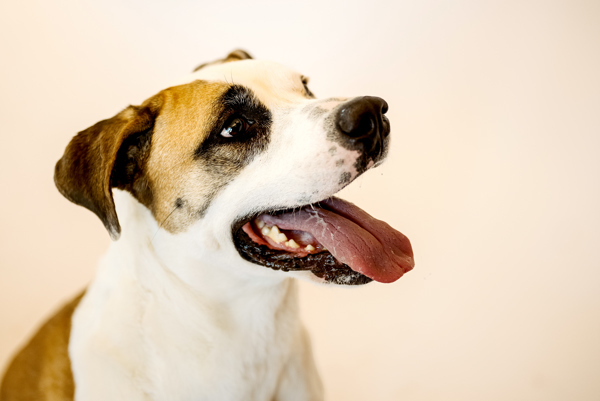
[151,206,178,243]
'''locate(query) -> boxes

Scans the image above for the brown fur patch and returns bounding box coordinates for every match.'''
[145,80,231,232]
[0,293,84,401]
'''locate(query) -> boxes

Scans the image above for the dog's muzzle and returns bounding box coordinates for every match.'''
[336,96,390,160]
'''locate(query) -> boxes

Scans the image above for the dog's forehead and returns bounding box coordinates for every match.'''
[180,60,305,106]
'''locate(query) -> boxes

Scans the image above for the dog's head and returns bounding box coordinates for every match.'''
[55,50,414,286]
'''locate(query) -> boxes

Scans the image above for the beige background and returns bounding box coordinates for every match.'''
[1,0,599,400]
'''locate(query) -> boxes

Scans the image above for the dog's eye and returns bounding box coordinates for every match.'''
[220,118,250,138]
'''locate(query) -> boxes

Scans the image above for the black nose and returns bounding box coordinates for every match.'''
[336,96,390,156]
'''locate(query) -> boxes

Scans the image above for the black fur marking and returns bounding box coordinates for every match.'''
[338,172,352,185]
[194,85,271,162]
[175,198,184,208]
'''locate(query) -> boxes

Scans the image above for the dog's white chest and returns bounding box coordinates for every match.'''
[68,233,321,401]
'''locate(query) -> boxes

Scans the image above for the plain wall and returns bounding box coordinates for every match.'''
[1,0,599,400]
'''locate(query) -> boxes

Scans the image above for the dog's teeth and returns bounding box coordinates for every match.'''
[267,225,288,243]
[305,244,315,251]
[286,239,300,249]
[256,219,266,229]
[261,226,271,236]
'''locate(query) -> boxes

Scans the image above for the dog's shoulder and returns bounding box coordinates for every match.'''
[0,292,84,401]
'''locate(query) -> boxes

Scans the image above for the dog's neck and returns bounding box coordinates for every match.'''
[71,191,304,399]
[101,190,298,321]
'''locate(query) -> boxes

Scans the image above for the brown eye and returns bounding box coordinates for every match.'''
[220,118,248,138]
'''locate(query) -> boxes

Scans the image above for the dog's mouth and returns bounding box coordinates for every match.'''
[232,197,414,285]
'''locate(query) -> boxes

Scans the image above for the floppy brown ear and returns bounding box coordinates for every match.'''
[54,96,162,240]
[193,49,253,72]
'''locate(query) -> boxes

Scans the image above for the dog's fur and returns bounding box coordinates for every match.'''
[1,50,410,401]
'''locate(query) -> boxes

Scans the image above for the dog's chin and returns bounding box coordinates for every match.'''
[231,202,373,286]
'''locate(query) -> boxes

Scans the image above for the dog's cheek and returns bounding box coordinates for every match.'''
[147,173,215,233]
[147,144,267,233]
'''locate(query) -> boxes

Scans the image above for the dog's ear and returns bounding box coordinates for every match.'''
[222,49,253,62]
[54,96,162,240]
[193,49,253,72]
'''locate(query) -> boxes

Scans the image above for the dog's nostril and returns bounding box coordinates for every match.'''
[356,115,375,138]
[381,100,389,115]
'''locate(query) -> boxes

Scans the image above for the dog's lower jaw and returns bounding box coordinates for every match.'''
[69,192,323,400]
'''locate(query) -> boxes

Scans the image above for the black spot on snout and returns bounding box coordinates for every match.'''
[339,172,352,185]
[307,106,328,120]
[175,198,184,208]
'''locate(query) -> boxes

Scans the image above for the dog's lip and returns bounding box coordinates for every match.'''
[232,197,415,283]
[231,200,325,238]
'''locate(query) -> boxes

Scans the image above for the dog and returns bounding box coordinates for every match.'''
[1,50,414,401]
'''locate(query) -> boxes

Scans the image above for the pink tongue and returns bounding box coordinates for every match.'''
[260,197,414,283]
